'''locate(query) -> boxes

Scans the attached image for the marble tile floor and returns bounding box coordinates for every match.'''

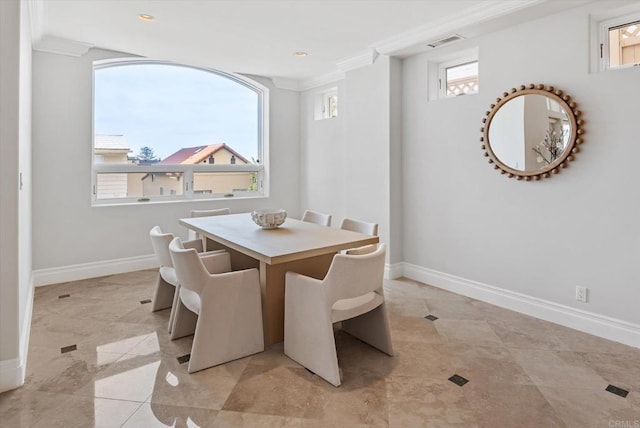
[1,270,639,427]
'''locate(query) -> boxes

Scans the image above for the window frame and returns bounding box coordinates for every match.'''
[437,55,479,99]
[91,59,269,206]
[598,13,640,72]
[313,86,338,120]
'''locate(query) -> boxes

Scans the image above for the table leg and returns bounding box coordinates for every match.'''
[205,238,259,270]
[259,252,336,345]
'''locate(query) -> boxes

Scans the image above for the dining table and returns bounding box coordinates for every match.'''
[179,212,379,345]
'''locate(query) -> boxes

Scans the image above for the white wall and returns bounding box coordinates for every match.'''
[343,56,391,251]
[0,0,21,366]
[0,0,33,392]
[389,58,403,265]
[300,57,400,265]
[18,0,33,354]
[299,81,348,225]
[32,49,300,272]
[402,3,640,327]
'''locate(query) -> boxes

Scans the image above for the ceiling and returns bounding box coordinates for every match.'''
[33,0,593,88]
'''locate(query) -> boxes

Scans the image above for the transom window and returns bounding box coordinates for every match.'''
[606,20,640,69]
[314,87,338,120]
[434,52,479,99]
[92,60,268,205]
[595,10,640,72]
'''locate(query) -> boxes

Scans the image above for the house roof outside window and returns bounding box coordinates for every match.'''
[160,143,250,164]
[94,134,130,153]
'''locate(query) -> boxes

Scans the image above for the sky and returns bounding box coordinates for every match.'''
[94,63,259,161]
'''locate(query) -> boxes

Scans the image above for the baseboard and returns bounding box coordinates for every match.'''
[385,262,404,280]
[0,357,23,393]
[401,263,640,349]
[0,275,34,393]
[33,254,158,287]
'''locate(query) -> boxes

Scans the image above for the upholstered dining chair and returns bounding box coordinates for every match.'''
[169,237,264,373]
[187,208,230,241]
[340,217,378,236]
[301,209,332,227]
[149,226,224,333]
[284,243,392,387]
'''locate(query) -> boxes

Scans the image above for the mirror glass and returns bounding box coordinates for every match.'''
[488,94,572,172]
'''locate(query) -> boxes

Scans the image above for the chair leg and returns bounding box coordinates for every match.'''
[170,299,198,340]
[342,303,394,356]
[167,284,181,333]
[151,274,175,312]
[284,308,340,386]
[187,284,264,373]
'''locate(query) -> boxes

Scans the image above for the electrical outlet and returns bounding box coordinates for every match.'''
[575,286,588,303]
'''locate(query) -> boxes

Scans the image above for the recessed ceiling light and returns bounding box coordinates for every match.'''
[137,14,155,22]
[293,52,308,58]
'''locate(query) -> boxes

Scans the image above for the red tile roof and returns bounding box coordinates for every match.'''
[160,143,249,165]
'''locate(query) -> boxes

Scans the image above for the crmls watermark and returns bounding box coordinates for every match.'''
[608,420,640,428]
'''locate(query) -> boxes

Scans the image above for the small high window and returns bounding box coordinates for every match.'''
[439,57,479,98]
[606,20,640,68]
[596,11,640,71]
[314,87,338,120]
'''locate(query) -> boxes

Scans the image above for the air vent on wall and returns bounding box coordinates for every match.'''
[426,34,464,48]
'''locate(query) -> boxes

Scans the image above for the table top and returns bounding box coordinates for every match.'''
[179,213,379,265]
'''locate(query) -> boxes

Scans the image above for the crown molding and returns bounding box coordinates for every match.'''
[298,70,345,92]
[27,0,45,44]
[271,77,301,91]
[336,48,379,73]
[33,35,93,57]
[274,49,373,92]
[298,0,547,90]
[373,0,546,55]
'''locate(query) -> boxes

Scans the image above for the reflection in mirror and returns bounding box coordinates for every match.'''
[481,84,585,180]
[489,95,572,171]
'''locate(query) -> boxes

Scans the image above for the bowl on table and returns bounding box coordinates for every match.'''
[251,208,287,229]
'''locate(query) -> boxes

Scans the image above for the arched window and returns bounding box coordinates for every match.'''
[92,60,268,204]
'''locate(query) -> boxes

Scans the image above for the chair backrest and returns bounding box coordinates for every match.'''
[188,208,230,240]
[340,218,378,236]
[150,226,175,268]
[168,237,211,296]
[345,244,378,255]
[301,210,332,227]
[323,244,386,305]
[190,208,231,218]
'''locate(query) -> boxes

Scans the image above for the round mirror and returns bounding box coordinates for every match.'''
[481,84,585,180]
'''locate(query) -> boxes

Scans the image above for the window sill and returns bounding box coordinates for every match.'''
[431,92,479,102]
[91,193,268,208]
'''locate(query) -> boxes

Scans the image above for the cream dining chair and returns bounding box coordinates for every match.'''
[284,243,393,386]
[169,237,264,373]
[187,208,230,241]
[149,226,225,333]
[340,217,378,236]
[301,209,332,227]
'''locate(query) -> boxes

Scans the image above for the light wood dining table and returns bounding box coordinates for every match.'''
[179,212,379,345]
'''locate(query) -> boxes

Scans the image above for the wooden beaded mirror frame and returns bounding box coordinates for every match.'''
[481,84,585,180]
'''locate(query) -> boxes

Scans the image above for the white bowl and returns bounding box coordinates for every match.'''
[251,208,287,229]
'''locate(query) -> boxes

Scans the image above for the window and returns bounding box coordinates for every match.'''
[314,87,338,120]
[438,56,479,98]
[602,18,640,70]
[92,60,268,205]
[594,8,640,72]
